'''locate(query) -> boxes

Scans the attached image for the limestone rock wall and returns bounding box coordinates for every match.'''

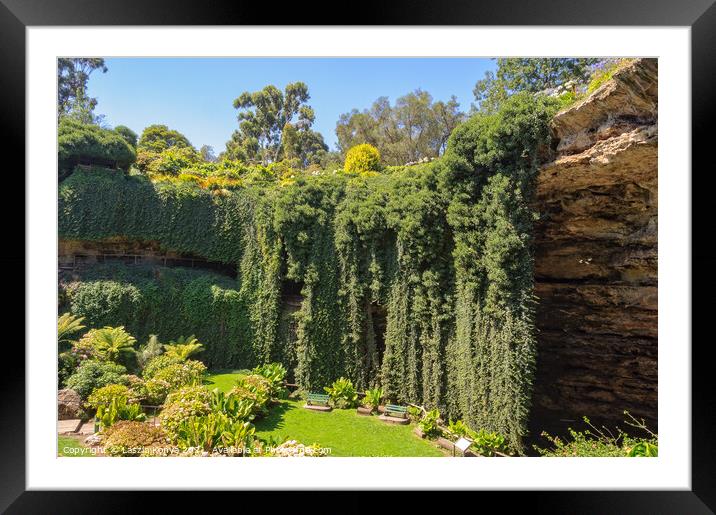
[530,58,658,434]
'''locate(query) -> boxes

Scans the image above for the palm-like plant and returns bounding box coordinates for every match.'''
[57,312,85,351]
[163,335,204,361]
[91,326,137,362]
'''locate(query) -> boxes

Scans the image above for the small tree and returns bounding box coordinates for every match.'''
[86,326,137,362]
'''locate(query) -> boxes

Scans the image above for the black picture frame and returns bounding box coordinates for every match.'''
[3,0,714,512]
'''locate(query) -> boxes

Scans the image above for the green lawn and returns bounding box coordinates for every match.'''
[203,369,249,393]
[58,435,93,457]
[254,399,446,457]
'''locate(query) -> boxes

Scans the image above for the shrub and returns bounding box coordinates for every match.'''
[472,429,509,457]
[139,378,172,405]
[175,412,256,454]
[57,312,85,351]
[58,118,136,172]
[361,387,384,411]
[159,386,212,441]
[96,395,146,430]
[151,360,207,389]
[87,384,130,409]
[103,421,170,457]
[81,326,137,363]
[324,377,359,409]
[136,335,163,369]
[65,360,129,399]
[142,354,182,379]
[535,413,658,458]
[163,335,204,361]
[251,362,287,397]
[418,409,442,438]
[344,144,381,174]
[230,377,270,416]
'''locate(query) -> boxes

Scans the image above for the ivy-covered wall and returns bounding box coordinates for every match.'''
[58,93,558,451]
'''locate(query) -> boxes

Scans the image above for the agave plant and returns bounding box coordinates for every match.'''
[163,335,204,361]
[57,313,85,351]
[90,326,137,362]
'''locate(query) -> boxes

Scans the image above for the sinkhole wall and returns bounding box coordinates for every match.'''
[531,58,658,434]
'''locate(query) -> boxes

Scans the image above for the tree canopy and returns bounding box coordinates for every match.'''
[224,82,327,166]
[58,58,108,121]
[472,58,600,113]
[336,90,464,166]
[58,118,136,173]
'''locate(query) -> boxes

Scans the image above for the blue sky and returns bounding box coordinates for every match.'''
[86,58,495,153]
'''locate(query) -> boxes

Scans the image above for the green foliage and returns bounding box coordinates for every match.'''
[159,385,213,441]
[336,91,464,165]
[251,362,287,397]
[102,421,169,457]
[87,383,130,409]
[226,82,325,167]
[136,335,163,370]
[175,412,256,453]
[59,91,558,453]
[96,395,146,430]
[151,360,207,390]
[324,377,359,409]
[586,58,631,94]
[62,264,252,369]
[65,360,129,399]
[535,413,658,458]
[471,429,509,457]
[362,387,384,410]
[417,408,441,438]
[473,58,599,113]
[57,58,107,120]
[344,144,382,174]
[58,118,136,172]
[58,312,85,351]
[81,326,137,363]
[163,335,204,361]
[142,354,182,379]
[138,124,193,153]
[114,125,138,148]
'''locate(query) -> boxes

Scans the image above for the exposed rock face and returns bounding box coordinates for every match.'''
[58,388,83,420]
[530,58,658,436]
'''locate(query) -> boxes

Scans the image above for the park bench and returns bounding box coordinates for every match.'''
[384,404,408,418]
[379,404,409,424]
[304,392,332,411]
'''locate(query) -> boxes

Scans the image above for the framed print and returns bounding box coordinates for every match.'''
[2,0,714,511]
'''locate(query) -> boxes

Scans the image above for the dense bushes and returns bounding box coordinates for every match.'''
[61,265,250,369]
[65,360,129,399]
[59,93,559,452]
[58,118,136,172]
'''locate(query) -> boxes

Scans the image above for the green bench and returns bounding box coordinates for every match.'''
[384,404,408,419]
[306,393,330,407]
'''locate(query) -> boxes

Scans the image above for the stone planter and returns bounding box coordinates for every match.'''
[356,406,373,416]
[413,426,424,438]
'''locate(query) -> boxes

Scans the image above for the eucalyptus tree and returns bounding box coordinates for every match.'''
[226,82,325,166]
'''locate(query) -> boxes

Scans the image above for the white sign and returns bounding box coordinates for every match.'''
[455,437,472,453]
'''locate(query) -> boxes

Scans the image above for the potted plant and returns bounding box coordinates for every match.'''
[358,387,383,415]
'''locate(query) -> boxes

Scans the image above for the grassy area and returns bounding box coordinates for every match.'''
[203,369,249,393]
[254,399,446,457]
[58,435,94,457]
